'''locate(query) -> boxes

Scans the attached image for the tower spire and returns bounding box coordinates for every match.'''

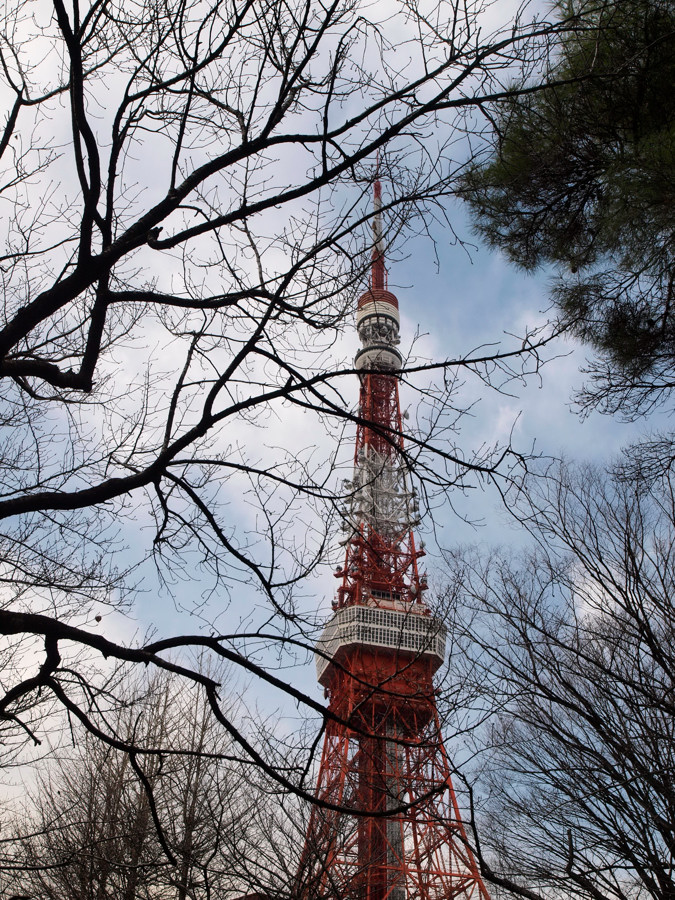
[297,176,491,900]
[371,176,386,291]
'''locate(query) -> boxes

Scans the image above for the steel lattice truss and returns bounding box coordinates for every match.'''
[300,180,491,900]
[298,661,489,900]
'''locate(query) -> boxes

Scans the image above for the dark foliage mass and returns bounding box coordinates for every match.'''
[462,0,675,418]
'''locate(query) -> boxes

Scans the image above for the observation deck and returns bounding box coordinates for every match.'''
[315,603,446,686]
[355,287,402,372]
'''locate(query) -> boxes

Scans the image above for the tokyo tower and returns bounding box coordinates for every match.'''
[296,180,492,900]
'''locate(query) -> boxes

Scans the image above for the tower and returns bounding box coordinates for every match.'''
[297,181,491,900]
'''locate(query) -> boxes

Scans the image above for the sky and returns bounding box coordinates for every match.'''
[97,189,662,726]
[2,0,669,783]
[394,207,654,540]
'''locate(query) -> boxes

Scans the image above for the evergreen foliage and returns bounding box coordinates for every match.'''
[462,0,675,417]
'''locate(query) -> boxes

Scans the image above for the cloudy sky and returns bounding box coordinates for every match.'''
[99,183,662,725]
[15,0,662,737]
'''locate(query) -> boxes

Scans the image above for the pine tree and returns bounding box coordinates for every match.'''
[462,0,675,417]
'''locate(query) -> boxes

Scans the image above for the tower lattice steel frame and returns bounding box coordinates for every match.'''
[297,181,491,900]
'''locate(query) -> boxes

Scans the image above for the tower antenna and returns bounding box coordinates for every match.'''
[371,160,386,290]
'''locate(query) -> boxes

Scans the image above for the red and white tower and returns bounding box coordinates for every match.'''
[297,181,491,900]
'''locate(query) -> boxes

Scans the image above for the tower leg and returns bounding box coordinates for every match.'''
[385,723,405,900]
[299,707,491,900]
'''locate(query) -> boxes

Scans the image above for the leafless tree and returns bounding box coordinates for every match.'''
[4,665,301,899]
[0,0,577,842]
[444,459,675,900]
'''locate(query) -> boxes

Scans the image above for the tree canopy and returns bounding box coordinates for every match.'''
[462,0,675,418]
[446,459,675,900]
[6,668,298,899]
